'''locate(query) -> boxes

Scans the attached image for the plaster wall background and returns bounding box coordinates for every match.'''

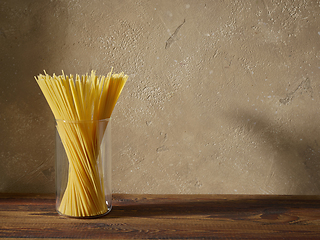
[1,0,320,195]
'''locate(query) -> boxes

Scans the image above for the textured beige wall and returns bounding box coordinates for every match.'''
[1,0,320,194]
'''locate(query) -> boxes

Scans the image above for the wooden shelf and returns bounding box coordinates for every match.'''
[1,193,320,239]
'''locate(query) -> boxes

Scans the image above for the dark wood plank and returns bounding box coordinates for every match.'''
[0,194,320,239]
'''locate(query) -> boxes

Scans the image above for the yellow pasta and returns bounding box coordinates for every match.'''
[35,70,127,217]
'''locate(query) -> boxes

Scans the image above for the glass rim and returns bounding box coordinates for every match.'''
[55,118,111,123]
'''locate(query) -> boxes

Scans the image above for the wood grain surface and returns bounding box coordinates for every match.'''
[0,194,320,239]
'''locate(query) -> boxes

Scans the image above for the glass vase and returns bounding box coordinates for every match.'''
[55,118,112,218]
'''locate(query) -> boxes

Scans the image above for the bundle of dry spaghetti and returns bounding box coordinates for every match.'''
[35,69,127,217]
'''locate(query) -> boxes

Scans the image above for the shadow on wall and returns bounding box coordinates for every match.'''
[0,1,68,193]
[227,108,320,195]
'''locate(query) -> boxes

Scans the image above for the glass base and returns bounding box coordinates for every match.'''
[56,206,112,219]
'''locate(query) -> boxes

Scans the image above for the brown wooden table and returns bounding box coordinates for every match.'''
[0,193,320,239]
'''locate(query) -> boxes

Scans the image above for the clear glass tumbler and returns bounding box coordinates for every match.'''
[55,118,112,218]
